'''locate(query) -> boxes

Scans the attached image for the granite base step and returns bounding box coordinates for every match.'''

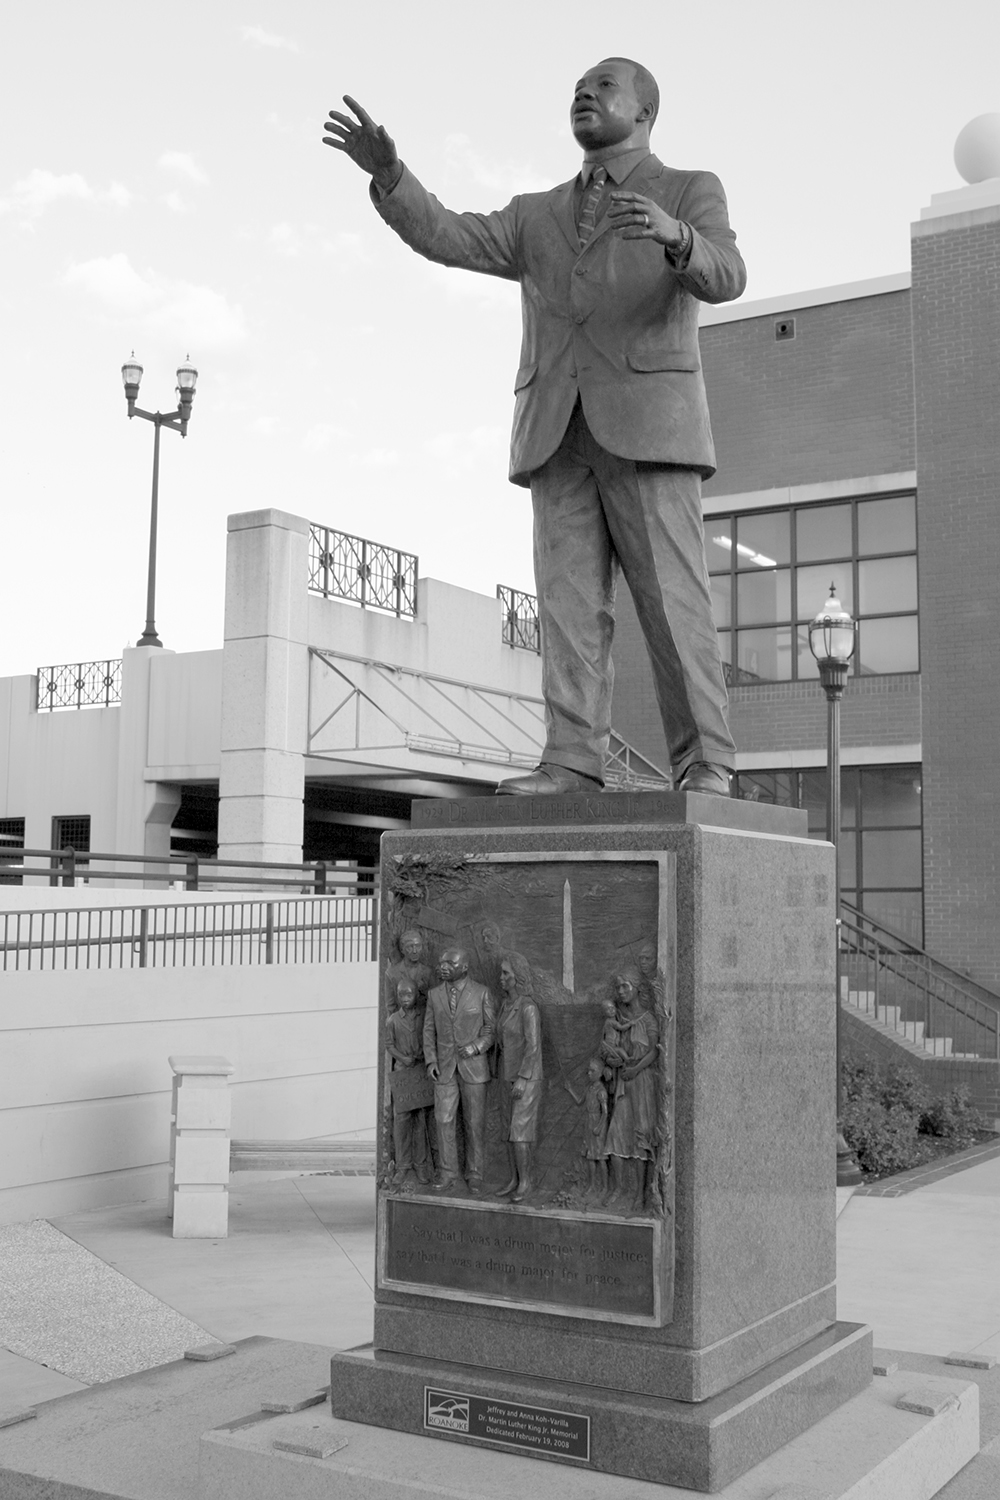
[327,1321,874,1492]
[202,1361,979,1499]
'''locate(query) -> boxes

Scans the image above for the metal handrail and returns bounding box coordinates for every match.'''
[0,895,378,972]
[3,846,371,893]
[841,898,1000,1015]
[840,915,1000,1060]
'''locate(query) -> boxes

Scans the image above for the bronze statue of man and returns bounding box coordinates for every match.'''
[323,58,744,798]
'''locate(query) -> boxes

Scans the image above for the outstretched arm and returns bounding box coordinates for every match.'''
[321,95,520,281]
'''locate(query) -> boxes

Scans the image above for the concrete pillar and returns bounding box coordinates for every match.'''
[217,509,309,865]
[168,1054,234,1238]
[911,186,1000,984]
[114,646,178,871]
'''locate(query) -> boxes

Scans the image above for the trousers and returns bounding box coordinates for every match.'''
[529,402,736,782]
[433,1077,487,1183]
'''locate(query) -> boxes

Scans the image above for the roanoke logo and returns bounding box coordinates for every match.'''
[425,1390,470,1432]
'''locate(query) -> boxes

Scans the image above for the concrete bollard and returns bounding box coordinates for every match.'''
[168,1055,235,1238]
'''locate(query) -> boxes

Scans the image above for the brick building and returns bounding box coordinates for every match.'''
[611,161,1000,991]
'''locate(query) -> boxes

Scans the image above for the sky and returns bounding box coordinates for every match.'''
[1,0,998,679]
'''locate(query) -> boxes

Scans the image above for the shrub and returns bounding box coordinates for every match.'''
[841,1059,989,1177]
[920,1087,986,1150]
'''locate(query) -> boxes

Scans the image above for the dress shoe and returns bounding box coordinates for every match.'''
[496,763,603,797]
[431,1175,460,1194]
[466,1177,484,1196]
[677,762,732,797]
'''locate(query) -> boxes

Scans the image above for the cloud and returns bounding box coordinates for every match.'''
[443,134,552,198]
[0,169,132,222]
[422,258,519,307]
[303,421,349,453]
[240,23,298,51]
[158,150,209,185]
[267,222,367,262]
[354,448,400,469]
[423,426,507,475]
[63,253,248,348]
[163,191,192,214]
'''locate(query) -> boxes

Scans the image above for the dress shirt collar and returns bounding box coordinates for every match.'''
[580,147,650,187]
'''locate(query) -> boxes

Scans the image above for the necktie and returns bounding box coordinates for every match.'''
[577,165,607,246]
[449,985,459,1016]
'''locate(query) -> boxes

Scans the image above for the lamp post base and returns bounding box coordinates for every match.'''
[137,630,163,648]
[836,1127,865,1186]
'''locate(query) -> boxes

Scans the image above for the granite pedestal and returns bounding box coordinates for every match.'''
[330,790,873,1491]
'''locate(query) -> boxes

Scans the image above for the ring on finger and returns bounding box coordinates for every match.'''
[643,213,649,228]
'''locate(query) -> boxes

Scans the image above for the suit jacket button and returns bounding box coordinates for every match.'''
[574,265,586,275]
[574,314,585,324]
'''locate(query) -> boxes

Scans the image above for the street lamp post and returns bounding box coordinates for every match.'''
[808,586,865,1188]
[121,354,199,648]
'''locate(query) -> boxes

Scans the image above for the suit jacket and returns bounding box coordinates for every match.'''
[373,154,746,482]
[423,977,496,1085]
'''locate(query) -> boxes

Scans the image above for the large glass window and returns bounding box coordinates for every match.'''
[734,765,923,945]
[708,493,918,683]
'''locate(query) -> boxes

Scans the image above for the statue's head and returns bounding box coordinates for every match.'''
[613,965,643,1008]
[637,940,657,976]
[500,951,533,998]
[399,929,424,962]
[587,1056,604,1082]
[396,978,418,1010]
[480,921,502,952]
[439,947,469,982]
[571,58,659,152]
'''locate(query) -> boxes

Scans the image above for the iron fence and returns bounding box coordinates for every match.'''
[6,846,372,893]
[840,914,1000,1059]
[308,524,417,617]
[498,584,540,653]
[37,659,122,711]
[0,895,377,972]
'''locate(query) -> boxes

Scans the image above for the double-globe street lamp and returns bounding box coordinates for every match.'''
[808,586,865,1188]
[120,354,199,649]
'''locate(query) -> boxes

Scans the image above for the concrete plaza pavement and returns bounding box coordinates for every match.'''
[1,1158,1000,1494]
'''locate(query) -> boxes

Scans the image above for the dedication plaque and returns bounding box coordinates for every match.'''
[382,1197,662,1323]
[424,1387,590,1461]
[378,849,677,1325]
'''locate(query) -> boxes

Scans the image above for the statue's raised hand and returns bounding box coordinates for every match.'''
[322,95,402,194]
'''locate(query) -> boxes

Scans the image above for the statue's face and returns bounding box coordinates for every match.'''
[439,948,468,983]
[500,959,516,993]
[615,974,636,1006]
[401,932,423,962]
[571,60,645,151]
[481,924,501,952]
[397,982,417,1010]
[638,944,656,975]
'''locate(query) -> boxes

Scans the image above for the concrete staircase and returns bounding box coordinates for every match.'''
[840,984,986,1059]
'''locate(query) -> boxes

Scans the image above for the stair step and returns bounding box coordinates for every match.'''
[875,1005,900,1024]
[922,1037,953,1057]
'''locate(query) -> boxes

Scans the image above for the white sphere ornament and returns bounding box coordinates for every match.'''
[954,114,1000,185]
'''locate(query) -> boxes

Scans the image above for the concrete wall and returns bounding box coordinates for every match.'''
[306,576,542,702]
[0,958,378,1225]
[0,647,224,873]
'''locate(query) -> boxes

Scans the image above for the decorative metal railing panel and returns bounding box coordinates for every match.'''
[840,916,1000,1060]
[498,584,540,653]
[37,659,122,711]
[0,896,376,973]
[308,524,417,617]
